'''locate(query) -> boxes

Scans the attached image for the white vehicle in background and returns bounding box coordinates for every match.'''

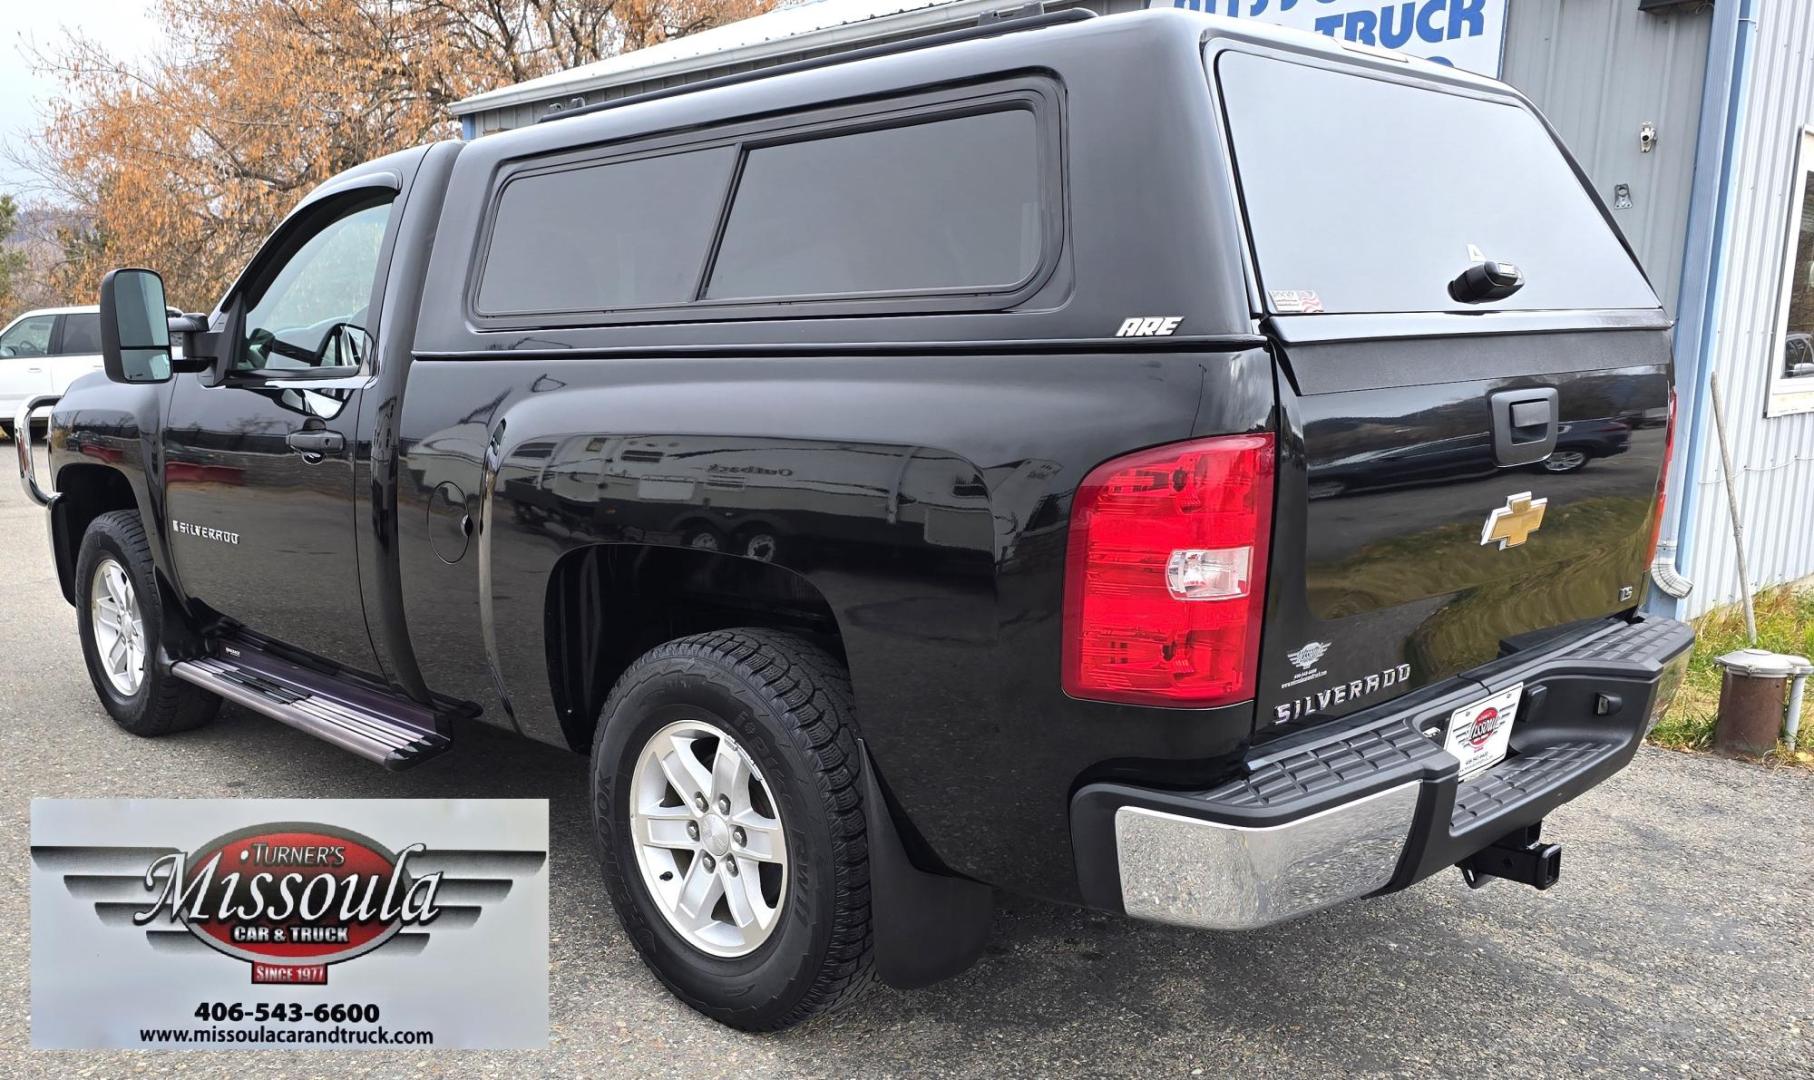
[0,306,106,440]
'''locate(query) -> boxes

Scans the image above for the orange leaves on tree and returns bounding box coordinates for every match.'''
[29,0,772,311]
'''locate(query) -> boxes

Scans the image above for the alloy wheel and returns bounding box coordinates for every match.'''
[629,719,788,957]
[90,557,146,696]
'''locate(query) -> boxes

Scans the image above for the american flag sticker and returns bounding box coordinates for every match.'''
[1269,289,1324,314]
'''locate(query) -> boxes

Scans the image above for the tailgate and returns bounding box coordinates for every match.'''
[1207,38,1674,729]
[1255,326,1671,727]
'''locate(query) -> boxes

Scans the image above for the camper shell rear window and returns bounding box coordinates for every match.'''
[1215,51,1658,316]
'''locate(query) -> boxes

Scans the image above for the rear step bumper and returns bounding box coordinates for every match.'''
[1070,614,1693,930]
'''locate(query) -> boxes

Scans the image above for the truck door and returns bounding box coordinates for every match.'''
[163,192,396,672]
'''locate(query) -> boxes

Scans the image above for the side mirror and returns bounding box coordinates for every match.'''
[98,268,174,384]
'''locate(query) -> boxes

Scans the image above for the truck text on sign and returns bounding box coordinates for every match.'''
[1158,0,1508,76]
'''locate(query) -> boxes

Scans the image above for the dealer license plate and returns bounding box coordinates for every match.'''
[1443,683,1522,780]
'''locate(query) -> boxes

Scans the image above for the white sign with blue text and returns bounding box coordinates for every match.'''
[1156,0,1508,77]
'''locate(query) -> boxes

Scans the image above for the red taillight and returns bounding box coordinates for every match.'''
[1062,433,1275,708]
[1646,388,1677,568]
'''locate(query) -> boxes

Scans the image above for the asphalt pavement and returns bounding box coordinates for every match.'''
[0,437,1809,1077]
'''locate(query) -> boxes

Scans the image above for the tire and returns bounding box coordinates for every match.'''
[591,628,873,1031]
[1543,449,1591,473]
[75,510,220,736]
[681,524,724,552]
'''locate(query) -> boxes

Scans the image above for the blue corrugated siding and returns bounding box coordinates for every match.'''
[1677,0,1814,616]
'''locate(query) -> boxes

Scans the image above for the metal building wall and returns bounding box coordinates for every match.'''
[1499,0,1712,316]
[1678,0,1814,617]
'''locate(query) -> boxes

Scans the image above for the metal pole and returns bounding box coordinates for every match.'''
[1787,673,1807,746]
[1708,372,1756,645]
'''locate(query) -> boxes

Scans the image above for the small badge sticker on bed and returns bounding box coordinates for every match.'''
[1269,290,1324,314]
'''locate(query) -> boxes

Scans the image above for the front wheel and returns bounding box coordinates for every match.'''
[75,511,219,735]
[591,629,873,1030]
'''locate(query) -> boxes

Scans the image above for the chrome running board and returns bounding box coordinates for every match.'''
[172,644,450,770]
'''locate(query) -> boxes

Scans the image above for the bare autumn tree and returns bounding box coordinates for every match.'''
[24,0,771,311]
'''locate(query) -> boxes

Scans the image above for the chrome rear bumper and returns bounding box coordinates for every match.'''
[1071,615,1694,931]
[1114,782,1420,931]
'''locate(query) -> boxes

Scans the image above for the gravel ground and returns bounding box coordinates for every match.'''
[0,442,1809,1077]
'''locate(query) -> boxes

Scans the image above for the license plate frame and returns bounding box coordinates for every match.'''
[1443,682,1523,780]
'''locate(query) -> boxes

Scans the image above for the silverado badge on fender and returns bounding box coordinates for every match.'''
[1480,491,1548,550]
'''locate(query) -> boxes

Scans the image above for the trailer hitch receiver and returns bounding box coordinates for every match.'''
[1458,823,1561,891]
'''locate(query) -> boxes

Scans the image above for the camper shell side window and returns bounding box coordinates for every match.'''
[467,77,1065,329]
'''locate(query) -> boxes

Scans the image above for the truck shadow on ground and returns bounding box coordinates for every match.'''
[137,699,1774,1075]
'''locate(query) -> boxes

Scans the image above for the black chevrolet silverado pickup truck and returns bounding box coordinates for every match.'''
[16,9,1693,1030]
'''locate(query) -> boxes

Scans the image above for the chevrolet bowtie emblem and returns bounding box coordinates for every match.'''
[1480,491,1548,550]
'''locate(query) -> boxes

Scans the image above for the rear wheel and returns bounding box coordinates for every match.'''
[1543,449,1590,473]
[681,524,724,551]
[75,511,219,736]
[591,628,873,1030]
[735,525,781,563]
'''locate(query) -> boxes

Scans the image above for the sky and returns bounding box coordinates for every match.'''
[0,0,166,195]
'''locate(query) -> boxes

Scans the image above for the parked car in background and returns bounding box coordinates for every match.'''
[1785,331,1814,378]
[1543,417,1633,473]
[0,307,105,439]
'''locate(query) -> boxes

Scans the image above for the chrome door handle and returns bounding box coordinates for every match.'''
[285,430,344,459]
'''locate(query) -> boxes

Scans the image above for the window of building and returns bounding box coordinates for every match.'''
[1769,127,1814,416]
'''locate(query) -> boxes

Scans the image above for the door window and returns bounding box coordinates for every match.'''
[58,313,103,355]
[238,198,393,373]
[0,315,56,358]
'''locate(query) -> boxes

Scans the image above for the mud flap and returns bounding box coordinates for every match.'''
[858,739,993,989]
